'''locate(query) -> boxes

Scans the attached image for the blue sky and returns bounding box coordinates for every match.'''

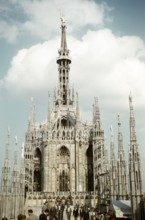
[0,0,145,190]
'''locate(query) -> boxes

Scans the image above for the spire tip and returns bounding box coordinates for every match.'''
[129,92,132,104]
[60,16,66,27]
[110,125,113,136]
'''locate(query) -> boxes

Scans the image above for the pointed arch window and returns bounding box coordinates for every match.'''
[61,118,67,127]
[58,146,70,191]
[34,148,41,191]
[86,145,94,191]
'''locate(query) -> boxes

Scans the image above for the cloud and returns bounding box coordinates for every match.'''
[3,27,145,113]
[0,20,19,43]
[0,0,111,42]
[0,0,22,43]
[3,39,58,94]
[19,0,109,38]
[0,0,112,43]
[70,29,145,109]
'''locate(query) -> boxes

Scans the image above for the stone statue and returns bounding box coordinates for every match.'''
[60,16,66,26]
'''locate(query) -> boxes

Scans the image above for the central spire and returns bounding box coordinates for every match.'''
[56,17,71,106]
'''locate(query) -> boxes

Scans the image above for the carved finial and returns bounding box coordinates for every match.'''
[110,125,113,137]
[118,113,120,123]
[14,135,18,165]
[15,135,18,144]
[129,92,132,104]
[21,142,24,159]
[7,126,10,134]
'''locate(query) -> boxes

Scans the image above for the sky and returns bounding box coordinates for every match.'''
[0,0,145,190]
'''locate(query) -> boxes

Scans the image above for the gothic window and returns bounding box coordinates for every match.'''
[52,131,56,139]
[59,146,70,162]
[59,170,69,191]
[61,119,67,127]
[67,131,70,139]
[86,144,94,191]
[58,146,70,192]
[62,131,65,140]
[57,120,59,129]
[62,93,66,104]
[57,131,59,139]
[34,148,41,191]
[25,185,28,198]
[34,170,41,191]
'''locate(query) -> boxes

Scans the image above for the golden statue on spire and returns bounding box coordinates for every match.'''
[60,16,66,27]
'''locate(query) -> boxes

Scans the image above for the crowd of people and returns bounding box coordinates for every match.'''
[1,200,116,220]
[39,200,117,220]
[40,202,116,220]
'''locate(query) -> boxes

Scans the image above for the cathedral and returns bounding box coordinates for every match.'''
[0,18,144,220]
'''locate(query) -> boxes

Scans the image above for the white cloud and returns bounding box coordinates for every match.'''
[0,20,19,43]
[70,29,145,109]
[0,0,111,42]
[3,28,145,113]
[16,0,110,39]
[4,39,58,94]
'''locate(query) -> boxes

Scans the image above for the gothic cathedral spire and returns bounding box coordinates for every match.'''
[1,128,11,219]
[56,17,71,106]
[11,136,20,219]
[117,114,128,200]
[110,125,117,200]
[129,94,143,220]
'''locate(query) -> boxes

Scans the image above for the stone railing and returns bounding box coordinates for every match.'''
[26,191,97,199]
[25,191,98,209]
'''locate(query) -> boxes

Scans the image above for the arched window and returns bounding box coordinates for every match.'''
[58,146,70,191]
[34,148,41,191]
[61,118,67,127]
[86,145,94,191]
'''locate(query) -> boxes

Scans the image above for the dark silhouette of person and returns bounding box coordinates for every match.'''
[39,209,49,220]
